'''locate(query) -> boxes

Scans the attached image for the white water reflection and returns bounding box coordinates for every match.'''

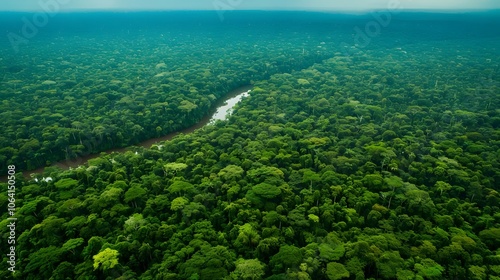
[1,86,253,182]
[209,89,251,123]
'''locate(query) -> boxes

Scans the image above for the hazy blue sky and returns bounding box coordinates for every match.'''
[0,0,499,11]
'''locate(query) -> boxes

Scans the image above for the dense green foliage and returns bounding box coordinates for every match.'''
[1,11,500,280]
[0,12,338,172]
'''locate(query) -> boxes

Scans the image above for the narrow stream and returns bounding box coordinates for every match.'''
[2,85,253,181]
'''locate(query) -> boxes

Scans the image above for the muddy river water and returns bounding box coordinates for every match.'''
[2,85,252,181]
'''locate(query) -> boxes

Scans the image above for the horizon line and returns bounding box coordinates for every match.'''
[0,8,499,13]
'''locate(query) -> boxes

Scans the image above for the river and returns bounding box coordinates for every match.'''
[1,85,253,181]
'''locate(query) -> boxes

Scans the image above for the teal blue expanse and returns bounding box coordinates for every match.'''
[1,11,499,51]
[1,0,500,11]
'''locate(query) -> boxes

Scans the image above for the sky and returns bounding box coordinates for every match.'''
[0,0,499,12]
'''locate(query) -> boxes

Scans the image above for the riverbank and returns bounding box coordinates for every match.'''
[0,85,252,181]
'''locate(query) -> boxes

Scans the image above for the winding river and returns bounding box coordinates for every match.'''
[2,85,252,181]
